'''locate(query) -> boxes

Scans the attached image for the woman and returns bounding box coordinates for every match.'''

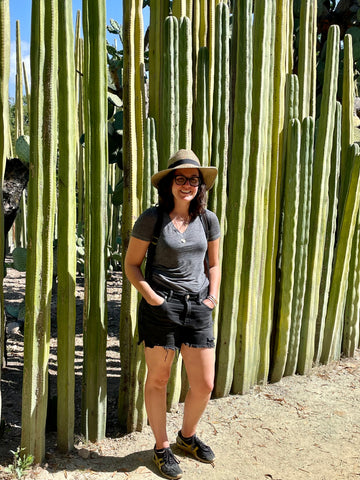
[125,149,221,480]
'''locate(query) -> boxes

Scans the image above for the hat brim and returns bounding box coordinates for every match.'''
[151,164,218,191]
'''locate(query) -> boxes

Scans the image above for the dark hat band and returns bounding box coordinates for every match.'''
[168,158,200,169]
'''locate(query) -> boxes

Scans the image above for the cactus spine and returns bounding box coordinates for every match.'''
[21,0,58,462]
[56,0,77,452]
[297,25,340,375]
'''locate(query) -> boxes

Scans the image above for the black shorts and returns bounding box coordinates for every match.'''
[138,285,215,350]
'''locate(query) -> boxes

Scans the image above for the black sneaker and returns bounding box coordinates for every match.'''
[176,430,215,464]
[153,446,183,479]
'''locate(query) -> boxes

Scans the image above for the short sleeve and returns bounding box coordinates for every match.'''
[131,207,159,242]
[205,209,221,241]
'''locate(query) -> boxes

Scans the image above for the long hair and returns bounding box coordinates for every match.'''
[157,170,207,220]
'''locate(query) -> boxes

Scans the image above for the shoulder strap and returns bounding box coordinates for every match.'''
[145,206,163,281]
[200,210,210,276]
[199,210,210,240]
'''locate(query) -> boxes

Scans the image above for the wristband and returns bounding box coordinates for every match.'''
[207,295,218,307]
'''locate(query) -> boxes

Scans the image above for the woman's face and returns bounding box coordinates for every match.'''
[171,167,200,204]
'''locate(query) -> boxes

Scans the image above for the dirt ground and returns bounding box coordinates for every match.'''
[1,264,360,480]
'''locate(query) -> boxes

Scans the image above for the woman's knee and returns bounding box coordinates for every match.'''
[190,377,214,397]
[146,368,172,389]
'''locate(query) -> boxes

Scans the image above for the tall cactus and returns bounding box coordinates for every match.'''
[208,2,229,271]
[271,118,300,383]
[232,0,273,394]
[178,16,192,149]
[81,0,108,441]
[338,34,355,228]
[56,0,77,452]
[159,15,179,169]
[214,0,252,398]
[342,206,360,357]
[321,144,360,364]
[192,46,209,165]
[0,0,10,421]
[148,0,168,141]
[313,103,341,363]
[21,0,58,462]
[285,116,314,376]
[297,25,340,375]
[259,0,292,384]
[119,0,146,432]
[298,0,317,120]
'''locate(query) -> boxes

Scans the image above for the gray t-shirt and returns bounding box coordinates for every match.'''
[131,207,220,293]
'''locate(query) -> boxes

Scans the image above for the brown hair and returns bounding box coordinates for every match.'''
[157,171,207,220]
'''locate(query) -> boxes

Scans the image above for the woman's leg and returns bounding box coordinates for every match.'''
[180,345,215,437]
[144,346,176,449]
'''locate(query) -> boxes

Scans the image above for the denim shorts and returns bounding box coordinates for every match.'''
[138,285,215,350]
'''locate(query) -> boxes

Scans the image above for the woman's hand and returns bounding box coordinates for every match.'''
[202,297,215,309]
[147,294,165,306]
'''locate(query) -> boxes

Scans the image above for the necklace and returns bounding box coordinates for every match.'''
[172,214,190,232]
[171,214,190,242]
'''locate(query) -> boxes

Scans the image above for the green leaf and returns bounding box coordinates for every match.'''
[15,135,30,164]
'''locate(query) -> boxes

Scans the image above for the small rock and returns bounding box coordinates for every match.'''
[77,448,90,459]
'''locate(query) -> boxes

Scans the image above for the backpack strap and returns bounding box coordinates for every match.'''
[145,206,163,281]
[200,210,210,277]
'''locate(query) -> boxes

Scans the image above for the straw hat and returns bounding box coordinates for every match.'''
[151,149,218,191]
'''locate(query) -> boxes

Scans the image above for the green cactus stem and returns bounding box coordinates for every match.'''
[297,25,340,375]
[81,0,108,442]
[214,0,252,398]
[271,118,300,383]
[313,103,341,364]
[56,0,77,453]
[0,0,10,419]
[321,144,360,364]
[21,0,58,463]
[285,116,314,376]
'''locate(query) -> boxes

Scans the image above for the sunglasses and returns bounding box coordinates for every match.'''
[174,175,201,187]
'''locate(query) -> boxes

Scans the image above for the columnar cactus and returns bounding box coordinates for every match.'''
[0,0,10,420]
[297,25,340,375]
[232,0,273,394]
[56,0,77,453]
[119,0,146,432]
[285,116,314,376]
[214,0,252,398]
[160,15,179,169]
[21,0,58,463]
[271,118,300,383]
[81,0,108,441]
[321,144,360,364]
[313,103,341,363]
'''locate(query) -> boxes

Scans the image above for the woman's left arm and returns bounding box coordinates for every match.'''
[203,238,221,309]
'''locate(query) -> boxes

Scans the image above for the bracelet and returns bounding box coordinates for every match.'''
[207,295,218,307]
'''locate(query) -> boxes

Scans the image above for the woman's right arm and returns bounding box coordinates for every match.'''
[124,236,165,306]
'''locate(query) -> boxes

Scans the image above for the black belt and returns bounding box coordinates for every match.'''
[152,283,207,302]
